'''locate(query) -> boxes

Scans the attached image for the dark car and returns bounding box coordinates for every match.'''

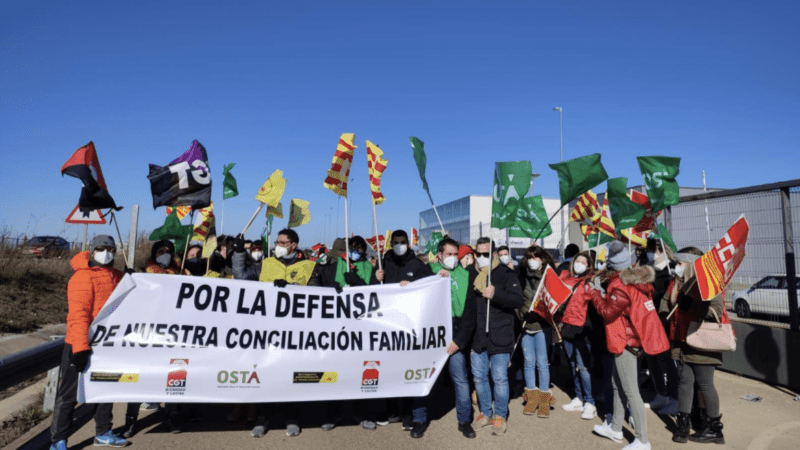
[18,236,72,258]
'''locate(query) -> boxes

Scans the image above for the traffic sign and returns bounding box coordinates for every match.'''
[65,204,107,224]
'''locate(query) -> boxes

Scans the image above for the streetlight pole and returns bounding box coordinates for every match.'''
[554,106,565,259]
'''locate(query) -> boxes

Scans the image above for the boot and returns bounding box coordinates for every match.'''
[523,389,540,415]
[672,412,691,443]
[689,415,725,444]
[537,391,556,418]
[122,415,137,439]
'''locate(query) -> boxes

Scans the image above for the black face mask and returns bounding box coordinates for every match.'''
[185,258,206,276]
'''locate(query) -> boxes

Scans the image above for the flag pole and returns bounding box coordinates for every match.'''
[371,201,384,283]
[109,210,130,269]
[220,200,225,236]
[180,210,194,274]
[344,196,350,277]
[426,191,446,233]
[485,211,493,333]
[533,204,566,241]
[241,203,265,235]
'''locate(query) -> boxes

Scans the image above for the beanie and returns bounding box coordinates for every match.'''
[331,238,347,256]
[458,244,474,261]
[607,240,631,271]
[90,235,115,252]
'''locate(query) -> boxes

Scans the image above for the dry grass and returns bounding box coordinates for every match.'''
[0,392,49,448]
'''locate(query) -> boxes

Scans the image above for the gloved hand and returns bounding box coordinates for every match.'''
[70,350,91,372]
[234,234,246,253]
[274,279,288,288]
[587,279,606,296]
[334,283,344,294]
[125,268,135,275]
[344,272,362,286]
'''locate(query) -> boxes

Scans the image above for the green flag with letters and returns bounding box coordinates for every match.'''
[549,154,609,206]
[222,163,239,200]
[509,196,552,239]
[606,177,646,232]
[425,230,443,254]
[492,161,532,229]
[637,156,680,211]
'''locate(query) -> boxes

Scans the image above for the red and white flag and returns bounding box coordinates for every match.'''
[695,215,749,300]
[531,266,575,329]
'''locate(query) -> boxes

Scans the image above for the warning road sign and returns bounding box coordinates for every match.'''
[65,205,107,224]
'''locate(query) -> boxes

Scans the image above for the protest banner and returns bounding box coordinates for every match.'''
[79,274,452,404]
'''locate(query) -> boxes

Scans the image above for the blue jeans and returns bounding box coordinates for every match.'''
[448,351,471,424]
[521,332,549,390]
[471,351,511,419]
[563,339,594,405]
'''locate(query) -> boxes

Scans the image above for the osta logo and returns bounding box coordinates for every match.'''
[217,365,261,388]
[166,358,188,394]
[361,361,380,393]
[404,367,436,382]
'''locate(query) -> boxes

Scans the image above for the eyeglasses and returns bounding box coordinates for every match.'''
[275,240,292,246]
[475,252,490,258]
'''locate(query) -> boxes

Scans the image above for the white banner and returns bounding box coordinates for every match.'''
[79,274,452,403]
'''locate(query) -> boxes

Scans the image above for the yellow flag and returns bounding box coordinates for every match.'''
[384,229,392,251]
[366,140,389,205]
[191,203,215,242]
[266,202,283,219]
[323,133,356,197]
[288,198,311,228]
[255,169,287,207]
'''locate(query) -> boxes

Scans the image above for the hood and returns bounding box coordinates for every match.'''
[619,265,656,285]
[70,251,91,271]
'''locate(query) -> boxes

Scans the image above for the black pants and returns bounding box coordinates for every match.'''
[50,344,113,443]
[677,362,719,417]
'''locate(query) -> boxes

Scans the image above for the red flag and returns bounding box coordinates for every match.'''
[695,215,749,300]
[412,228,419,246]
[531,267,575,329]
[629,190,661,233]
[61,141,119,213]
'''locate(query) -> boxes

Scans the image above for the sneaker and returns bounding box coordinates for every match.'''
[582,403,598,420]
[321,422,336,431]
[491,416,507,436]
[140,403,160,411]
[286,424,301,437]
[402,415,413,431]
[562,397,583,412]
[360,420,377,430]
[376,415,401,426]
[458,422,476,439]
[473,413,492,428]
[251,418,268,437]
[410,422,428,438]
[49,441,67,450]
[593,421,624,443]
[622,438,651,450]
[93,430,129,447]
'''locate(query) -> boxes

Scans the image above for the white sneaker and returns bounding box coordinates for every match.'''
[622,438,651,450]
[593,421,624,443]
[582,403,598,420]
[562,397,583,411]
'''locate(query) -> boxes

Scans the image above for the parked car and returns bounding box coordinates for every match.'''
[731,275,800,318]
[17,236,72,258]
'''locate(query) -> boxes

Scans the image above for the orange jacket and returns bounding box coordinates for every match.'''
[66,251,123,352]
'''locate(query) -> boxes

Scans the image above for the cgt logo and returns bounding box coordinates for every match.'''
[166,359,189,395]
[361,361,380,393]
[404,367,436,382]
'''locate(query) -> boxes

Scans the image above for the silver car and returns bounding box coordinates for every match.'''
[731,275,800,318]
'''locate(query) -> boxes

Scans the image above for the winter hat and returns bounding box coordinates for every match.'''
[674,252,701,263]
[606,240,631,271]
[151,239,175,261]
[90,235,115,252]
[458,244,474,261]
[331,238,347,257]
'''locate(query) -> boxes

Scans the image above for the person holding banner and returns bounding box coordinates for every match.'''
[516,245,557,418]
[428,237,478,439]
[49,235,129,450]
[144,240,189,275]
[588,241,669,450]
[666,247,728,445]
[470,237,525,436]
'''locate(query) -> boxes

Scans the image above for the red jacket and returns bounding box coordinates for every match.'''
[560,271,593,328]
[66,251,123,352]
[590,266,669,355]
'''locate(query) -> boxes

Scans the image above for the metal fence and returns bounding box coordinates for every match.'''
[663,179,800,330]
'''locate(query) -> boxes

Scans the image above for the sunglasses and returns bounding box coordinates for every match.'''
[475,252,490,258]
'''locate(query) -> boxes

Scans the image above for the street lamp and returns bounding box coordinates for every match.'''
[553,107,565,258]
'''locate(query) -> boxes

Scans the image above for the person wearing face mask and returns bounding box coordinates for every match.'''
[458,245,475,269]
[665,247,729,445]
[497,245,515,272]
[145,240,189,275]
[514,245,557,418]
[556,243,580,275]
[49,235,130,450]
[470,237,525,436]
[587,240,669,450]
[559,251,602,421]
[182,243,206,276]
[231,234,265,282]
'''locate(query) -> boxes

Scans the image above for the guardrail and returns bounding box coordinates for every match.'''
[0,338,63,392]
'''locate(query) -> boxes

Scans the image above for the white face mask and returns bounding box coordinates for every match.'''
[573,262,587,275]
[441,255,458,270]
[393,244,408,256]
[528,259,541,271]
[94,250,114,265]
[156,253,172,268]
[273,245,289,259]
[499,255,510,265]
[251,251,263,261]
[476,256,490,268]
[674,264,685,278]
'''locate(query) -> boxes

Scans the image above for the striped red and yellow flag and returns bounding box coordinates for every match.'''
[324,133,356,197]
[594,199,618,238]
[366,140,388,205]
[166,205,192,220]
[191,203,214,242]
[570,190,600,223]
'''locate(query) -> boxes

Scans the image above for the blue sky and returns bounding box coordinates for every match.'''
[2,0,798,248]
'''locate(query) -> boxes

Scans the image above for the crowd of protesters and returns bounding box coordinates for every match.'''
[49,229,730,450]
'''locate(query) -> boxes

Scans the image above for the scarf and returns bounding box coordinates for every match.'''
[431,262,470,317]
[473,256,500,295]
[335,257,373,287]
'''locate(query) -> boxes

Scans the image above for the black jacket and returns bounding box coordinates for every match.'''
[472,264,525,355]
[381,249,432,284]
[450,269,478,353]
[652,266,672,313]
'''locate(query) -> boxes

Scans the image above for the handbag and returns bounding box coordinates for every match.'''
[686,308,736,352]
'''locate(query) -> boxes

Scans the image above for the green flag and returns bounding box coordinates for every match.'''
[549,154,609,206]
[606,177,646,232]
[149,209,193,254]
[651,223,678,253]
[637,156,680,211]
[261,215,273,250]
[425,230,443,254]
[587,231,614,248]
[491,161,532,229]
[509,196,552,239]
[409,137,429,194]
[222,163,239,200]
